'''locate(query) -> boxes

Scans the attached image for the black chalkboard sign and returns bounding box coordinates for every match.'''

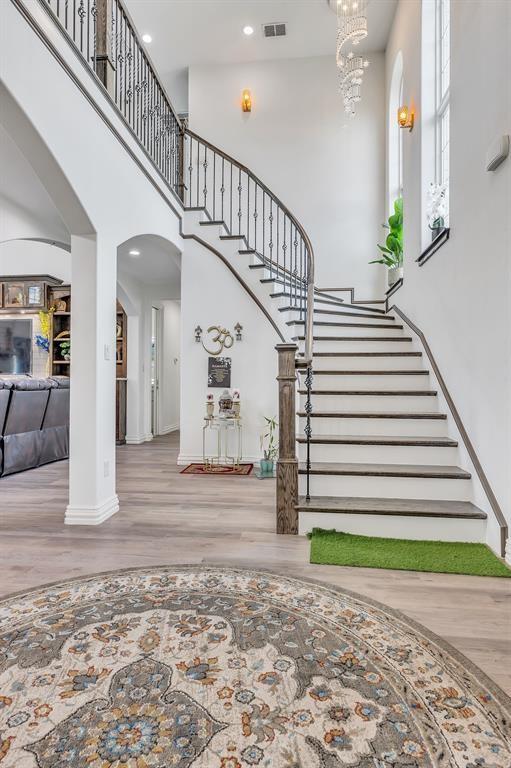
[208,356,231,388]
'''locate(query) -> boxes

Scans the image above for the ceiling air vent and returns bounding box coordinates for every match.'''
[263,22,286,38]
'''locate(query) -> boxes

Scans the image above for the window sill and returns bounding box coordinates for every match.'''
[417,228,450,267]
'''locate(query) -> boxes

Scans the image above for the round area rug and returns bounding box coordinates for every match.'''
[0,567,509,767]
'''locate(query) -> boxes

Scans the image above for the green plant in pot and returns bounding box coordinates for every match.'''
[260,416,278,476]
[370,197,403,286]
[58,339,71,361]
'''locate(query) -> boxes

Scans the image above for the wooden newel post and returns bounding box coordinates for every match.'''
[94,0,116,97]
[276,343,299,534]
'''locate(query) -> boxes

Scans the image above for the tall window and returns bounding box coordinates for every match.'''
[436,0,450,219]
[388,51,404,213]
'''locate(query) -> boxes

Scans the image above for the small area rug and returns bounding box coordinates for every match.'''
[309,528,511,577]
[1,565,510,767]
[181,462,253,475]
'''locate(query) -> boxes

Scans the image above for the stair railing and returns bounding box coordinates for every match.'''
[40,0,314,531]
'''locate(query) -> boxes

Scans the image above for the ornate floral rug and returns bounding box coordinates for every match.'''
[0,566,509,767]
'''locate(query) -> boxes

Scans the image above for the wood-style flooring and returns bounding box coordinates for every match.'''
[1,432,509,694]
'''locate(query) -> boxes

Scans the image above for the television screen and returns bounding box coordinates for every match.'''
[0,319,32,375]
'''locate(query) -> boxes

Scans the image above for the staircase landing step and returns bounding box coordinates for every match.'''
[294,336,412,342]
[289,321,403,329]
[297,411,446,419]
[298,389,437,396]
[296,434,457,447]
[296,496,486,519]
[298,462,471,479]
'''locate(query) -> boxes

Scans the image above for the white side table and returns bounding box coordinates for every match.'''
[203,416,243,467]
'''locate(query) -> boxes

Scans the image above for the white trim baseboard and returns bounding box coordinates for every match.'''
[160,423,179,435]
[65,495,119,525]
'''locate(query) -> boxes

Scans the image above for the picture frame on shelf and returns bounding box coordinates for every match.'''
[4,282,25,308]
[26,282,45,308]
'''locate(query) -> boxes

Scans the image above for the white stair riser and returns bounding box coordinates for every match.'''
[293,324,406,338]
[301,373,431,390]
[299,393,438,411]
[298,415,447,436]
[299,474,472,501]
[300,339,414,353]
[298,511,485,542]
[298,442,459,464]
[312,311,397,325]
[310,356,422,371]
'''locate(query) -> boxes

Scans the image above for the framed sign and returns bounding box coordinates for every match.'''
[208,356,231,388]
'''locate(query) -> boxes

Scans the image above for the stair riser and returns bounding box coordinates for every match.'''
[312,310,397,324]
[299,394,438,411]
[292,325,405,338]
[309,356,422,371]
[298,511,485,542]
[299,339,414,353]
[275,295,390,320]
[301,373,431,390]
[299,474,472,501]
[298,443,459,464]
[298,416,446,436]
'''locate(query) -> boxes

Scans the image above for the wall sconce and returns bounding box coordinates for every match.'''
[241,89,252,113]
[234,322,243,341]
[397,105,414,132]
[194,325,202,343]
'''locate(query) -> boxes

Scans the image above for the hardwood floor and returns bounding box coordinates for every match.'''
[1,432,510,694]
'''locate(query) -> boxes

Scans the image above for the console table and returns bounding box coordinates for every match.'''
[203,416,242,467]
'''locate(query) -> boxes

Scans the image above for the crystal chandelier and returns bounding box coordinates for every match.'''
[331,0,370,116]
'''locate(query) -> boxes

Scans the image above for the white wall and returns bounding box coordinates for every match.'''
[189,54,386,297]
[0,239,71,281]
[386,0,511,545]
[179,238,279,464]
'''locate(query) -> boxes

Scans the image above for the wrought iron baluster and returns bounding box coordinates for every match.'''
[253,183,258,252]
[212,152,216,220]
[237,168,242,236]
[269,199,273,278]
[262,192,265,259]
[229,163,233,233]
[304,365,313,502]
[78,0,85,52]
[203,144,208,210]
[220,158,225,223]
[73,0,76,43]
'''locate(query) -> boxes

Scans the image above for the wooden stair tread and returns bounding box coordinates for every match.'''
[293,336,412,342]
[279,306,396,321]
[296,434,457,446]
[296,496,486,519]
[298,389,437,396]
[298,462,471,479]
[288,321,403,329]
[299,370,429,375]
[308,352,422,357]
[297,411,446,419]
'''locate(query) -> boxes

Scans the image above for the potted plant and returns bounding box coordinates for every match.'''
[260,416,278,476]
[427,183,448,241]
[370,197,403,286]
[58,339,71,361]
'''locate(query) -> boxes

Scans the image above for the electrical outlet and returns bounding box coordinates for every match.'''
[104,460,110,478]
[104,344,110,361]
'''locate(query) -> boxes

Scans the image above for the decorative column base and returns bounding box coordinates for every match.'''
[65,495,119,525]
[276,458,298,534]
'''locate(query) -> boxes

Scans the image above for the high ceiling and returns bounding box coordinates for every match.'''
[124,0,397,109]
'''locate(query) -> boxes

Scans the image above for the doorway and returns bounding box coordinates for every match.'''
[151,306,159,436]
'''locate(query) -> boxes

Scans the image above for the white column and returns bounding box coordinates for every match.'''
[125,314,145,444]
[66,234,119,524]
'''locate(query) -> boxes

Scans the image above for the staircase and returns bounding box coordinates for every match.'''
[288,302,488,542]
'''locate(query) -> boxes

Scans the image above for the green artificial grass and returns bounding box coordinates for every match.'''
[309,528,511,577]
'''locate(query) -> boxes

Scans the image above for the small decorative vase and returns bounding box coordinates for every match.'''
[260,458,274,476]
[63,353,71,361]
[431,226,446,242]
[206,402,214,418]
[388,267,403,287]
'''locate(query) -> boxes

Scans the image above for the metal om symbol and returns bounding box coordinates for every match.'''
[202,325,234,356]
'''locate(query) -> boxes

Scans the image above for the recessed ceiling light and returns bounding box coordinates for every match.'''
[129,249,141,257]
[243,25,254,36]
[142,34,152,43]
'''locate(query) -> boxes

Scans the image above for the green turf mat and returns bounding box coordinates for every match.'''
[309,528,511,577]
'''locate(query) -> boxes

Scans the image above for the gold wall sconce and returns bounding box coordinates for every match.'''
[397,105,414,131]
[242,89,252,112]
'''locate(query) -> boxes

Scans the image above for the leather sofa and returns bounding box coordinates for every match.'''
[0,377,70,476]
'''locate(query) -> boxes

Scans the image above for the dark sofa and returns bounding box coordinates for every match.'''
[0,377,70,476]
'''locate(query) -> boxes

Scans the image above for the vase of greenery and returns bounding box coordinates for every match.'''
[427,183,448,241]
[260,416,278,475]
[370,197,403,286]
[58,340,71,361]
